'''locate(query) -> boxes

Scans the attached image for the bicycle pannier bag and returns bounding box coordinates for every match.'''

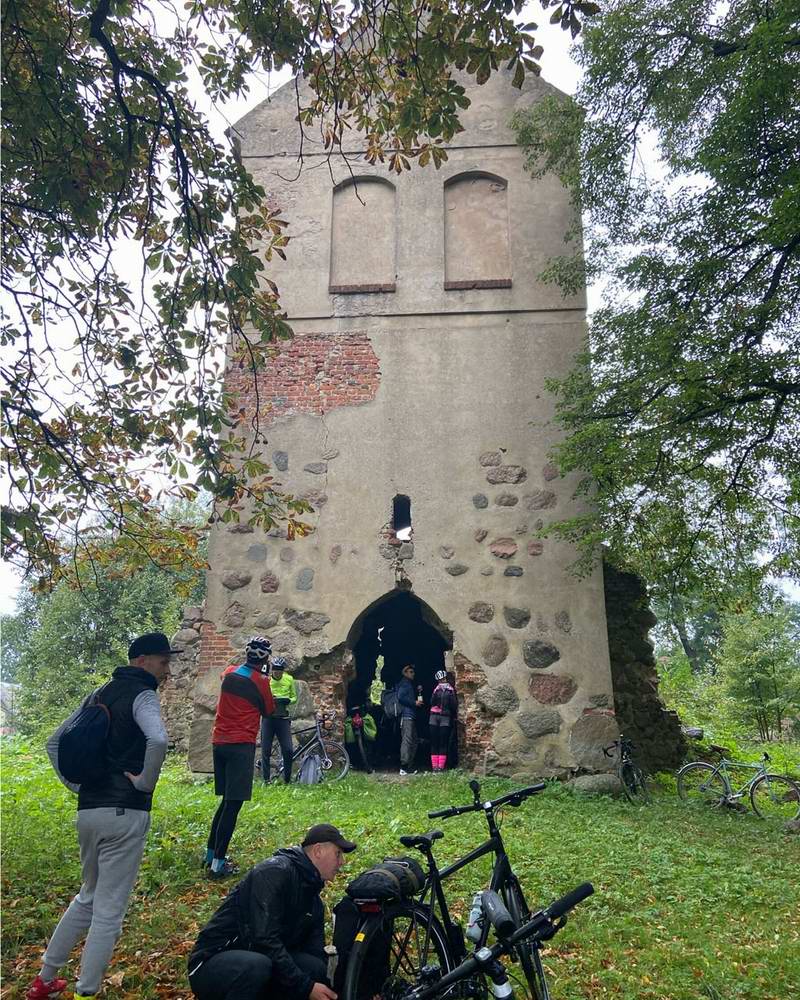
[346,856,426,901]
[362,713,377,741]
[380,686,402,721]
[298,753,322,785]
[56,687,112,785]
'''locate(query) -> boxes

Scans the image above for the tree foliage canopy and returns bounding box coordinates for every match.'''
[513,0,800,590]
[1,0,588,587]
[1,525,205,734]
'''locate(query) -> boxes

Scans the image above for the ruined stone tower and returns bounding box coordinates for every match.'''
[186,65,622,779]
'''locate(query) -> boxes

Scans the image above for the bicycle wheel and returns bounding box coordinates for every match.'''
[620,761,650,804]
[750,773,800,822]
[317,739,350,781]
[356,732,374,773]
[343,901,454,1000]
[677,762,728,808]
[504,878,548,1000]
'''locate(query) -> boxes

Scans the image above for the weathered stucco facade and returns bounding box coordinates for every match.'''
[186,66,623,779]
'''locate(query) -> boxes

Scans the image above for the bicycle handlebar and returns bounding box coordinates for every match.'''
[408,882,594,999]
[427,783,545,820]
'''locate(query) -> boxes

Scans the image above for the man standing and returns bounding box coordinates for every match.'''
[26,631,175,1000]
[397,663,419,776]
[205,636,275,879]
[188,823,356,1000]
[260,657,297,783]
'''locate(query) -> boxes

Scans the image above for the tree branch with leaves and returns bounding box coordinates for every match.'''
[2,0,589,588]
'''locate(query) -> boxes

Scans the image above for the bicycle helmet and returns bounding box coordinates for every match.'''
[271,656,287,671]
[434,670,447,682]
[245,636,272,665]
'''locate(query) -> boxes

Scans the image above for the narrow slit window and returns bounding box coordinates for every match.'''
[393,494,412,540]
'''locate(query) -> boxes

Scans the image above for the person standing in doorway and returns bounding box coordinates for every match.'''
[429,670,458,771]
[205,636,275,879]
[27,631,175,1000]
[260,657,296,783]
[397,664,419,776]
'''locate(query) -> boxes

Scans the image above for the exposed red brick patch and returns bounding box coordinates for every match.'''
[225,333,380,426]
[529,673,578,705]
[198,621,238,675]
[453,651,493,768]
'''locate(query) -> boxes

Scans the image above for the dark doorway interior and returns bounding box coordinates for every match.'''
[346,590,452,768]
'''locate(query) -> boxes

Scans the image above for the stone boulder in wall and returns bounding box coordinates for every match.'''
[188,667,223,773]
[569,712,620,771]
[290,680,316,720]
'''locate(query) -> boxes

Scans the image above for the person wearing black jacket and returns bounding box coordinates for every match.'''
[188,824,357,1000]
[27,632,176,1000]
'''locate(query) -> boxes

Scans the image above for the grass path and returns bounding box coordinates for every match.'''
[2,744,798,999]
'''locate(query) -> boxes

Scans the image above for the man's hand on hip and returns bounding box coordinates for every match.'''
[309,983,337,1000]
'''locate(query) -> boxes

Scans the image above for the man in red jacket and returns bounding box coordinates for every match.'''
[204,636,275,879]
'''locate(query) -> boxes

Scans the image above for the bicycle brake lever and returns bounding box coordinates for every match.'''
[538,916,567,942]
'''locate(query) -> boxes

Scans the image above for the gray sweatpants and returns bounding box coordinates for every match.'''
[41,807,150,994]
[400,716,418,769]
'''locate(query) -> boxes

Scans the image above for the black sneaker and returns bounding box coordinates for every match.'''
[207,858,240,879]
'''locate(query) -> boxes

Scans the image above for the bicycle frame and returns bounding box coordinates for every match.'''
[412,796,535,960]
[267,712,337,766]
[703,757,768,800]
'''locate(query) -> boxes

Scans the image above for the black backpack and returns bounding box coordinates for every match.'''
[346,856,426,902]
[57,685,111,785]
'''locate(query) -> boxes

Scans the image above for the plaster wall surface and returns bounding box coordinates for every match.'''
[192,65,616,779]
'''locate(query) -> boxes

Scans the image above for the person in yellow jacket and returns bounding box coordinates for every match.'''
[261,658,298,783]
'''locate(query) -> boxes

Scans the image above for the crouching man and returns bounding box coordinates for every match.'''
[188,824,356,1000]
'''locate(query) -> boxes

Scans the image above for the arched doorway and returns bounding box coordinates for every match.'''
[345,589,453,769]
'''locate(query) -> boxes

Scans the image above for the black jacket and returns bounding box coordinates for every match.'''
[78,666,159,812]
[189,846,326,997]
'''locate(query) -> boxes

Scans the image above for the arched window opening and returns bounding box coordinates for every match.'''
[444,172,512,290]
[392,494,411,541]
[330,177,397,294]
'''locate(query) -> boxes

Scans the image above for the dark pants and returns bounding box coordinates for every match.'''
[190,948,327,1000]
[207,799,243,861]
[261,716,294,783]
[429,715,452,755]
[400,716,417,769]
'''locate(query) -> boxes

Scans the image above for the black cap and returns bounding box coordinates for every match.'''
[301,823,357,853]
[128,632,182,660]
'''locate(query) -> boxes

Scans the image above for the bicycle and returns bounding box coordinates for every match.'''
[677,750,800,821]
[343,779,556,1000]
[258,711,349,783]
[603,735,650,803]
[373,882,595,999]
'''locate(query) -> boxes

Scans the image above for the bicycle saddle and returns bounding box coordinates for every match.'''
[399,830,444,850]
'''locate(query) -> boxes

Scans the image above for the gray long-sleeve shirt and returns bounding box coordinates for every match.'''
[47,688,168,795]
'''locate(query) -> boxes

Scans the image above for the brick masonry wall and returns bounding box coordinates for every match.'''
[225,333,380,425]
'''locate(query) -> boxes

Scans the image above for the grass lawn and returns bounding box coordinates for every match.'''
[1,742,798,999]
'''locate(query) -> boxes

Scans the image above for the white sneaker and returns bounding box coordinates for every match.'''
[399,769,408,776]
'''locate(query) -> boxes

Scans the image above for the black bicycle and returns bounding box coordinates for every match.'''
[258,711,349,783]
[344,779,558,1000]
[380,883,595,999]
[603,735,650,803]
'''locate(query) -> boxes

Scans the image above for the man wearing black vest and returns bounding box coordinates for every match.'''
[26,632,176,1000]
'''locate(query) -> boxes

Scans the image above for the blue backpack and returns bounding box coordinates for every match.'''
[57,686,112,785]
